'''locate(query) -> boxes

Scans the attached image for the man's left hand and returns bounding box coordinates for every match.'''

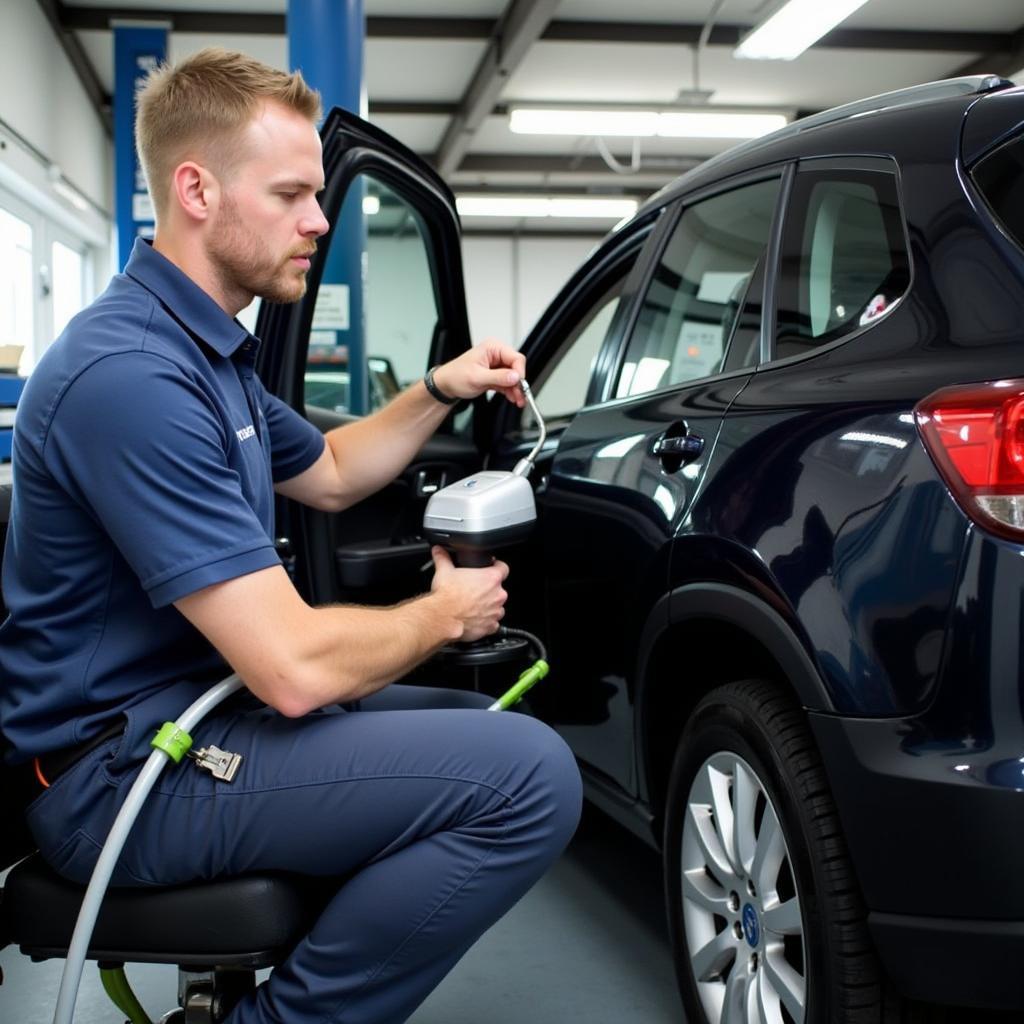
[432,341,527,408]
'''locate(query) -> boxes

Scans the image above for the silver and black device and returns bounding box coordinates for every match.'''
[423,380,546,566]
[423,380,548,670]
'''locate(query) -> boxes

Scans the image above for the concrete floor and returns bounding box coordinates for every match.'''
[0,806,682,1024]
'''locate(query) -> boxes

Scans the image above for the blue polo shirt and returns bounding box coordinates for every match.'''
[0,240,325,761]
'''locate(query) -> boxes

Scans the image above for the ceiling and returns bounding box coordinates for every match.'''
[43,0,1024,233]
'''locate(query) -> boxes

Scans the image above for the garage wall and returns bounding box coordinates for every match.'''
[0,3,112,229]
[463,235,601,348]
[360,234,602,377]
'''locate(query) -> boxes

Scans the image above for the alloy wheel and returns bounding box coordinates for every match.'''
[680,751,806,1024]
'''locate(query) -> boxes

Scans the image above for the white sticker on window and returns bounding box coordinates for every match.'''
[312,284,350,331]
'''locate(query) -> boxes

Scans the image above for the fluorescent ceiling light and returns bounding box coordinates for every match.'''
[510,107,787,139]
[362,195,381,215]
[657,112,787,138]
[51,179,89,212]
[456,196,638,220]
[511,109,659,137]
[735,0,871,61]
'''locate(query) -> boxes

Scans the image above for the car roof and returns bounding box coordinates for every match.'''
[637,74,1016,217]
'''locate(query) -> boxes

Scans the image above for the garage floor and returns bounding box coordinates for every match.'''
[0,807,1017,1023]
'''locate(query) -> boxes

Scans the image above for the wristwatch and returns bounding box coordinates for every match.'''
[424,365,459,405]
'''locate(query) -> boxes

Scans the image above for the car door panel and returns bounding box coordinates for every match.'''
[488,172,787,795]
[532,374,750,790]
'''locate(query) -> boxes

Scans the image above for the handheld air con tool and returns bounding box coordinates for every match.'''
[422,379,549,707]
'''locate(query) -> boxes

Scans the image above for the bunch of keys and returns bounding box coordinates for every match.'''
[187,744,243,782]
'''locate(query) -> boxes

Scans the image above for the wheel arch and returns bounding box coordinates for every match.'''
[635,582,835,837]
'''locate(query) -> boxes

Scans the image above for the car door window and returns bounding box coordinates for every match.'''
[614,177,781,399]
[304,174,437,415]
[774,167,910,360]
[525,276,626,426]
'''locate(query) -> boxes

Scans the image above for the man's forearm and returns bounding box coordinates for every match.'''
[323,379,450,509]
[176,566,465,719]
[275,588,462,715]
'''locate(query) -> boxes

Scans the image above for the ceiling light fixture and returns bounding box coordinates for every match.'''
[509,107,788,139]
[362,195,381,215]
[456,196,639,220]
[735,0,871,61]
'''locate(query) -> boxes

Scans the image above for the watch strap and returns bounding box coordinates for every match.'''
[424,365,459,405]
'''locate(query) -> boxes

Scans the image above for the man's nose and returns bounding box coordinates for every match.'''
[303,198,330,237]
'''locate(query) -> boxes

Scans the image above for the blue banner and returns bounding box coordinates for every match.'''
[114,25,167,270]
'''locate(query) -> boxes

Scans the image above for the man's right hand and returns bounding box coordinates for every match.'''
[429,546,508,642]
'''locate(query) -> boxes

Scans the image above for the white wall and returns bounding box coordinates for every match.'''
[463,235,600,347]
[362,235,600,379]
[0,2,112,232]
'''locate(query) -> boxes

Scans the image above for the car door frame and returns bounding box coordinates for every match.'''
[255,107,475,605]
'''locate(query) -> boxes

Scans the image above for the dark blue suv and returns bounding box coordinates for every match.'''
[5,74,1024,1024]
[239,75,1024,1022]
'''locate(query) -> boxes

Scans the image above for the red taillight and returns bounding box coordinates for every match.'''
[916,380,1024,540]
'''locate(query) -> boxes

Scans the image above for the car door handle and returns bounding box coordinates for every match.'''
[653,430,705,467]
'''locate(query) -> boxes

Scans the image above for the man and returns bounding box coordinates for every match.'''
[0,48,581,1024]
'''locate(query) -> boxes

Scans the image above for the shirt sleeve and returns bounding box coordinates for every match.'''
[43,351,282,608]
[255,377,326,483]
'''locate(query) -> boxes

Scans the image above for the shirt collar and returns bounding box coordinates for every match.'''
[123,238,254,359]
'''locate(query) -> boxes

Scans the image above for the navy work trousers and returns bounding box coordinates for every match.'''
[26,685,583,1023]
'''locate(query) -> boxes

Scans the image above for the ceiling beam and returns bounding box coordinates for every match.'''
[57,8,1012,56]
[38,0,112,136]
[369,101,459,117]
[433,0,561,181]
[955,24,1024,77]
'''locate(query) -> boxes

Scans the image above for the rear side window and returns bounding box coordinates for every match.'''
[615,176,781,399]
[774,168,909,361]
[973,135,1024,248]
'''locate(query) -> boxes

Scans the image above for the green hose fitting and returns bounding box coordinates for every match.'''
[99,966,153,1024]
[151,722,193,763]
[489,659,550,711]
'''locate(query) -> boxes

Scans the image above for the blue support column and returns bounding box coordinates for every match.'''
[288,0,368,415]
[113,25,167,270]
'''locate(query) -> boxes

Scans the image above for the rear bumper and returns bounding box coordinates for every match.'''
[869,912,1024,1008]
[808,710,1024,1009]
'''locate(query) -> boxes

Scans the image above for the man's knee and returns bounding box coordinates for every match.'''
[497,713,582,857]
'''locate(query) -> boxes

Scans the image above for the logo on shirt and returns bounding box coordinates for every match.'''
[236,425,256,442]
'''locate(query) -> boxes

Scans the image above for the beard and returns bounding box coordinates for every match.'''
[208,194,314,305]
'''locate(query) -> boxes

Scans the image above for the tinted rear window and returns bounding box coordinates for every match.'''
[973,135,1024,248]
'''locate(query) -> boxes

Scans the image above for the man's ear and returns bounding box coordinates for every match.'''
[170,161,219,224]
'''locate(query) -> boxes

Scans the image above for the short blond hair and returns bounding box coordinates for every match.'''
[135,47,322,221]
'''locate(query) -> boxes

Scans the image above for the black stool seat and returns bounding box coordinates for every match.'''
[3,853,336,968]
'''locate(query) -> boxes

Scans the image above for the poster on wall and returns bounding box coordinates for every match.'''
[114,24,167,270]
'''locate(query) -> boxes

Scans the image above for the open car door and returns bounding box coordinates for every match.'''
[255,107,479,609]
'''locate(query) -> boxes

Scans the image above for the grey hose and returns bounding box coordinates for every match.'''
[52,672,245,1024]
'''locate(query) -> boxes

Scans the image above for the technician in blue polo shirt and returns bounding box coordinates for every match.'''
[0,49,580,1024]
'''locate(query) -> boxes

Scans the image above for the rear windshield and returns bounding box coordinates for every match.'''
[973,134,1024,248]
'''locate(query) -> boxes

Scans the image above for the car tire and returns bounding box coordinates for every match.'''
[663,679,926,1024]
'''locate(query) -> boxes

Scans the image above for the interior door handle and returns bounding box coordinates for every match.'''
[415,469,447,497]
